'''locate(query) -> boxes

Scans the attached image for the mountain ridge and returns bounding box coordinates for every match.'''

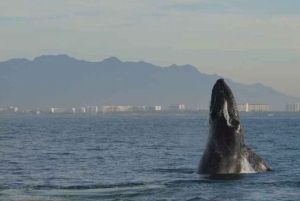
[0,55,298,110]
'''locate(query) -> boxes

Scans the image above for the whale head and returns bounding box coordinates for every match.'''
[209,79,242,134]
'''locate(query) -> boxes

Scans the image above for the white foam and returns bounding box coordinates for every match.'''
[240,157,256,174]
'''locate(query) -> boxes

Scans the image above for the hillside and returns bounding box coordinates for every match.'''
[0,55,298,110]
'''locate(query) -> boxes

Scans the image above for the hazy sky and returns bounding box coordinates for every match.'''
[1,0,300,97]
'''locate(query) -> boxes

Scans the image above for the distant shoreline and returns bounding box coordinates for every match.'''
[1,111,300,117]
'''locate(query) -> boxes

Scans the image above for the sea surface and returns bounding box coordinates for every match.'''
[0,115,299,201]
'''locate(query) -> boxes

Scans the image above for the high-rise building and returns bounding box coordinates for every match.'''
[78,108,86,114]
[132,106,146,112]
[237,104,248,112]
[237,103,269,112]
[115,106,133,112]
[286,103,300,112]
[102,105,116,113]
[71,108,86,114]
[154,106,162,111]
[50,108,67,114]
[86,106,98,114]
[9,106,19,113]
[169,104,185,111]
[71,108,76,114]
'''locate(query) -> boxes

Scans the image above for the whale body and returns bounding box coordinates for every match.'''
[197,79,271,174]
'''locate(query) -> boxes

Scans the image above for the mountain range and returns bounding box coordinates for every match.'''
[0,54,298,110]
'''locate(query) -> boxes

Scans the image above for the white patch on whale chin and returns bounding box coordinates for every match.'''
[223,100,232,127]
[240,157,256,174]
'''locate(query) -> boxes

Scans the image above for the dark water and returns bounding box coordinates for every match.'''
[0,115,299,201]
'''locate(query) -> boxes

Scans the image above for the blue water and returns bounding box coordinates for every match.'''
[0,115,299,201]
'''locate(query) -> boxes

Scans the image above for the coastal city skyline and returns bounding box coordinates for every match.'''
[4,102,300,115]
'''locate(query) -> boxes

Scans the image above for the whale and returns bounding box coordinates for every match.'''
[197,79,271,174]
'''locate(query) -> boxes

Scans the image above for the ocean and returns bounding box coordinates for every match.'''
[0,115,299,201]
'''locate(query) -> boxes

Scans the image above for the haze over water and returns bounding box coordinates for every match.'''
[0,115,299,200]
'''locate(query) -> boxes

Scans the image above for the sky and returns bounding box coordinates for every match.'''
[1,0,300,97]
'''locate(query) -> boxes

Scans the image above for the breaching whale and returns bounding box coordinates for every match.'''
[197,79,271,174]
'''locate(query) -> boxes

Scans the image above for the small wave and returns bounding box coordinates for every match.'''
[24,182,161,191]
[85,148,106,151]
[165,179,216,187]
[61,182,147,190]
[186,197,208,201]
[1,183,165,201]
[153,168,195,174]
[2,195,66,201]
[165,175,246,187]
[204,174,246,181]
[247,180,300,188]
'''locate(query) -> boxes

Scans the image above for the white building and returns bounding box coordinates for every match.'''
[50,108,67,114]
[154,106,162,111]
[102,105,116,113]
[237,104,248,112]
[86,106,98,114]
[249,104,269,112]
[78,108,86,114]
[146,106,163,111]
[115,106,133,112]
[102,105,162,113]
[169,104,185,111]
[237,103,270,112]
[133,106,146,111]
[71,108,76,114]
[8,106,18,113]
[71,108,86,114]
[286,103,300,112]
